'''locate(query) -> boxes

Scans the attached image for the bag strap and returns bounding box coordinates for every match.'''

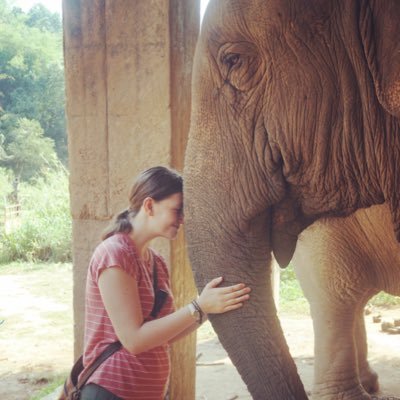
[151,251,158,292]
[77,341,122,390]
[150,251,164,318]
[76,251,157,389]
[76,252,157,390]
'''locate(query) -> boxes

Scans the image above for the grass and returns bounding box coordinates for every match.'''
[369,291,400,307]
[30,378,65,400]
[278,265,400,314]
[0,169,72,264]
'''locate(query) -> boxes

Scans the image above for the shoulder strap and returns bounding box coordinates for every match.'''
[151,251,158,292]
[150,252,162,318]
[76,252,155,389]
[77,341,122,390]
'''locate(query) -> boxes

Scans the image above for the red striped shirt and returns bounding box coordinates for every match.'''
[81,233,175,399]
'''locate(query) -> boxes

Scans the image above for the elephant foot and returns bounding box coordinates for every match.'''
[359,367,379,394]
[312,383,371,400]
[371,397,400,400]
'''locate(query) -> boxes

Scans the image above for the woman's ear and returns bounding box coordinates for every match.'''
[142,197,154,216]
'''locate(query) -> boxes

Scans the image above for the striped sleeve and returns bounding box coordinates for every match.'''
[91,237,140,282]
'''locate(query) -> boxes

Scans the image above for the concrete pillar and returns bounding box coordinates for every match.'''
[63,1,200,398]
[168,1,201,398]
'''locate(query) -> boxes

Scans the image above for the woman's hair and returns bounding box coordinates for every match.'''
[102,166,183,240]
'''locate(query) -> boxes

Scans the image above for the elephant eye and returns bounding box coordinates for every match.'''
[223,53,240,69]
[217,42,262,93]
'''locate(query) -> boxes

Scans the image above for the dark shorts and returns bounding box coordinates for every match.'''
[80,383,122,400]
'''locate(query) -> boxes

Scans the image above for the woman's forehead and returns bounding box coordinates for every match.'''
[163,192,183,206]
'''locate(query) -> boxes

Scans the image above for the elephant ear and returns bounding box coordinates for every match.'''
[360,1,400,118]
[360,1,400,241]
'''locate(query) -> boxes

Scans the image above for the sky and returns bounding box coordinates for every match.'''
[201,0,210,19]
[13,0,210,17]
[12,0,62,14]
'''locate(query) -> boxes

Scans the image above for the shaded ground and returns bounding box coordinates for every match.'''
[0,264,399,399]
[196,308,400,399]
[0,264,73,400]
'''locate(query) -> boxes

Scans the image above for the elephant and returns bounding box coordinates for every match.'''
[292,203,400,399]
[183,1,400,399]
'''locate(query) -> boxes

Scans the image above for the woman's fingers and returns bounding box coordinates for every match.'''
[224,293,250,307]
[199,278,251,314]
[220,283,248,294]
[222,302,244,312]
[215,285,251,305]
[220,285,251,299]
[233,293,251,302]
[205,279,250,295]
[211,290,250,313]
[205,276,224,288]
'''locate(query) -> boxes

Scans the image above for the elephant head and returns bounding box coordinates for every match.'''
[184,1,400,398]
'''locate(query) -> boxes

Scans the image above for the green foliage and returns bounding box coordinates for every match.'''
[0,0,66,163]
[279,265,400,314]
[279,266,310,314]
[30,376,65,400]
[0,166,12,192]
[1,117,57,180]
[0,1,68,264]
[280,264,297,282]
[369,291,400,307]
[26,3,62,33]
[0,167,12,215]
[0,167,72,263]
[0,133,11,160]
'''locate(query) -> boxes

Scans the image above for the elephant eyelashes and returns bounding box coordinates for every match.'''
[218,43,245,83]
[217,42,263,93]
[220,53,242,86]
[223,53,241,68]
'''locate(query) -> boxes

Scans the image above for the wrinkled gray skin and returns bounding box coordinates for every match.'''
[184,1,400,399]
[292,204,399,399]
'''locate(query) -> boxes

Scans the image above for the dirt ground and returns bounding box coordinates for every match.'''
[196,308,400,399]
[0,266,399,400]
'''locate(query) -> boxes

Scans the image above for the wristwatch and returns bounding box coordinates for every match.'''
[188,302,201,323]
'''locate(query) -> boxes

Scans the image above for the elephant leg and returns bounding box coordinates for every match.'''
[355,310,379,394]
[293,249,372,399]
[309,300,370,400]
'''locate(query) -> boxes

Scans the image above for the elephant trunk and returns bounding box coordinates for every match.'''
[210,273,307,399]
[184,202,307,399]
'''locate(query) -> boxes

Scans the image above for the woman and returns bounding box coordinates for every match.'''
[80,166,251,400]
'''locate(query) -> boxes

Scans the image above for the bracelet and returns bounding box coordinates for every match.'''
[191,299,204,325]
[195,299,208,322]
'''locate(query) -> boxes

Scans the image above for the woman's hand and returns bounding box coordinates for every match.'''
[196,277,251,314]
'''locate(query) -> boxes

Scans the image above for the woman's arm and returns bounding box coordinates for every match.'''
[168,312,209,344]
[98,267,249,355]
[167,321,198,344]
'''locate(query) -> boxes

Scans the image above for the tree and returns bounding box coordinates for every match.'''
[0,117,57,181]
[9,63,66,161]
[0,133,11,160]
[26,3,61,33]
[0,0,66,162]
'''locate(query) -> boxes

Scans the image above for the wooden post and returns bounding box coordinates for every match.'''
[169,1,200,399]
[63,1,200,398]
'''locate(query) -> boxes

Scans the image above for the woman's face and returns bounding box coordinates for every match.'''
[152,192,184,239]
